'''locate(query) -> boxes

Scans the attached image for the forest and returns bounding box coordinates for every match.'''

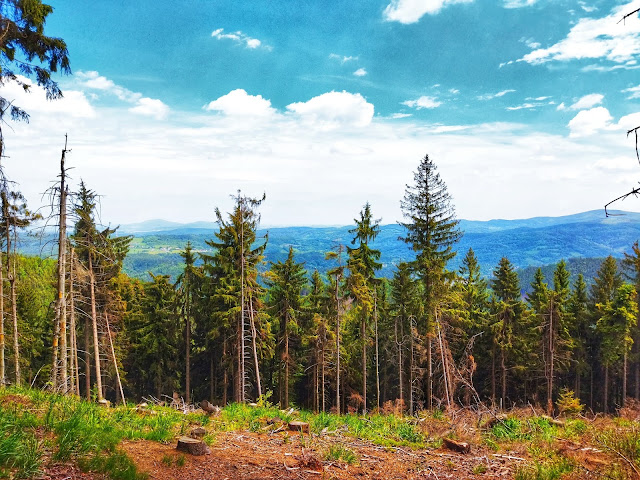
[2,151,639,420]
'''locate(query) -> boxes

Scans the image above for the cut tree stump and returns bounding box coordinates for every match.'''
[442,437,471,454]
[190,427,206,439]
[176,436,210,456]
[200,400,220,414]
[288,421,310,434]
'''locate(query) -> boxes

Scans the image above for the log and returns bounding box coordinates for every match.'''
[190,427,206,439]
[540,415,566,427]
[288,421,310,434]
[200,400,220,414]
[442,437,471,454]
[176,436,210,456]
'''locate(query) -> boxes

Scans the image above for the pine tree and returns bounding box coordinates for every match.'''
[176,242,200,404]
[491,257,526,408]
[326,245,346,413]
[567,274,588,400]
[347,202,381,412]
[206,191,269,402]
[597,284,638,411]
[455,248,489,405]
[390,262,419,412]
[622,242,640,399]
[400,153,462,409]
[0,0,71,156]
[266,246,307,408]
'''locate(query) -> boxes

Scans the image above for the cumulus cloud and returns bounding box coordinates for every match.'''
[286,91,374,128]
[0,76,95,119]
[557,93,604,111]
[76,71,142,103]
[402,95,441,109]
[477,89,516,100]
[211,28,270,50]
[518,1,640,66]
[129,97,169,120]
[383,0,473,24]
[353,68,367,77]
[75,71,169,119]
[203,89,275,117]
[568,106,614,137]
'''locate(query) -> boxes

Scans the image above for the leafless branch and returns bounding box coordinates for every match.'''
[618,8,640,24]
[604,185,640,217]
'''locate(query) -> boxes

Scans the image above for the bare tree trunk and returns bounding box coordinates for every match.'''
[88,253,103,402]
[501,348,507,409]
[248,295,262,399]
[52,140,68,391]
[491,343,496,407]
[69,249,78,395]
[284,317,289,408]
[604,365,609,413]
[624,350,628,407]
[223,339,228,405]
[396,316,403,404]
[239,214,246,403]
[105,312,125,405]
[84,314,91,399]
[410,318,415,414]
[185,290,191,404]
[547,301,555,415]
[362,316,367,413]
[0,230,4,387]
[427,334,432,410]
[374,293,380,410]
[437,318,451,409]
[321,335,326,412]
[10,272,19,386]
[335,275,341,415]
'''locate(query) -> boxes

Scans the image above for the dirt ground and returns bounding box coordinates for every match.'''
[121,430,521,480]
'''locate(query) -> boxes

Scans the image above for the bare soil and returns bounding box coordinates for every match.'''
[121,430,520,480]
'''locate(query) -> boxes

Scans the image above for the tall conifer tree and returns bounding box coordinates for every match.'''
[400,154,461,409]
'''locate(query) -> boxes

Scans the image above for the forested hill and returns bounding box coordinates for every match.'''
[115,209,640,284]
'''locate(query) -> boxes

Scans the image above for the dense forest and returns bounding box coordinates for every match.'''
[2,152,639,417]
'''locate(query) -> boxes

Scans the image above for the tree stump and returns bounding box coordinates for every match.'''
[288,421,310,434]
[176,436,210,456]
[190,427,206,439]
[442,437,471,454]
[200,400,220,414]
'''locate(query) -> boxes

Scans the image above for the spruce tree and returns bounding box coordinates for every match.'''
[623,242,640,399]
[400,153,461,409]
[266,246,307,408]
[347,202,381,412]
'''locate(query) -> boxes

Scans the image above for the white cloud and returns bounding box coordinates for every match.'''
[329,54,358,63]
[518,1,640,65]
[382,0,473,24]
[558,93,604,111]
[520,37,541,49]
[449,88,460,94]
[568,106,614,137]
[503,0,537,8]
[76,71,142,103]
[391,113,413,119]
[286,91,374,128]
[477,89,516,100]
[203,89,275,117]
[129,97,169,120]
[623,84,640,98]
[506,100,554,110]
[353,68,368,77]
[402,95,442,109]
[211,28,270,50]
[0,76,95,119]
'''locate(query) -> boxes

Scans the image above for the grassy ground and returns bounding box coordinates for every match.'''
[1,387,640,479]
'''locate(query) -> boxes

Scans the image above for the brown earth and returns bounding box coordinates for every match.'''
[121,430,520,480]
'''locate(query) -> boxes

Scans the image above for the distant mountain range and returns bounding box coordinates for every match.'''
[111,209,640,286]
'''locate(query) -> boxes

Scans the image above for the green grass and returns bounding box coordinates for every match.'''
[514,458,574,480]
[324,444,358,465]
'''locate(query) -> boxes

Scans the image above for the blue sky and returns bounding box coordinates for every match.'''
[4,0,640,225]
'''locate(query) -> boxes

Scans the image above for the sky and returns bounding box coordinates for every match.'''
[3,0,640,226]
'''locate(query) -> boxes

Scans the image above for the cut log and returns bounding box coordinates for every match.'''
[190,427,206,439]
[541,415,566,427]
[288,421,310,434]
[176,436,210,456]
[442,437,471,454]
[200,400,220,414]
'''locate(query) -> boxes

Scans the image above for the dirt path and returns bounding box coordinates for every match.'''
[122,430,518,479]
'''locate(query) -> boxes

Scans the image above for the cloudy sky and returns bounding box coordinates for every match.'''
[4,0,640,226]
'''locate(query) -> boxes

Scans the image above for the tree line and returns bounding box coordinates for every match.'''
[1,153,640,416]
